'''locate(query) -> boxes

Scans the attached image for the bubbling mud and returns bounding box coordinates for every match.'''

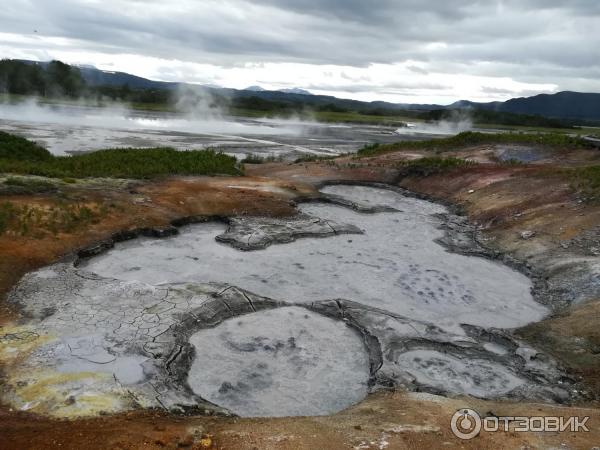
[187,307,370,417]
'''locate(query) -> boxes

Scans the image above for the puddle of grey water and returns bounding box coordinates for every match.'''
[187,307,370,417]
[54,334,148,385]
[83,185,546,334]
[496,145,546,163]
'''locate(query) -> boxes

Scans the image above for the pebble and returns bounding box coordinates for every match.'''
[520,230,536,240]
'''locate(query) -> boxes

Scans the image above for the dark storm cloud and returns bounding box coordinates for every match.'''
[0,0,599,92]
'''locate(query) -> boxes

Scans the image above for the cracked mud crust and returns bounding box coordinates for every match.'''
[215,213,363,251]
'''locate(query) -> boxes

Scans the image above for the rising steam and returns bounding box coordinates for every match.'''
[396,109,473,136]
[0,92,330,156]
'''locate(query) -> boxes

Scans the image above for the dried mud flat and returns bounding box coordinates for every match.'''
[1,142,600,449]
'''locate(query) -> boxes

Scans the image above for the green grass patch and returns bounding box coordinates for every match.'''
[474,123,589,135]
[228,108,412,126]
[3,176,57,193]
[311,111,410,126]
[0,131,53,162]
[0,202,12,235]
[566,166,600,202]
[356,131,593,158]
[241,154,284,164]
[241,154,268,164]
[396,157,475,178]
[293,154,338,163]
[0,137,241,179]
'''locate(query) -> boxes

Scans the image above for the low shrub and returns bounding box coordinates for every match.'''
[293,154,338,163]
[3,176,57,193]
[356,132,592,158]
[567,165,600,202]
[0,131,52,162]
[396,157,475,178]
[241,154,283,164]
[0,141,241,179]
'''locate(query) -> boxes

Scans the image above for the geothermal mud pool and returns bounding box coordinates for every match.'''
[187,307,370,417]
[2,185,575,418]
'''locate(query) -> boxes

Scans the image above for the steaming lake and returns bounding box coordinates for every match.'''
[0,102,439,158]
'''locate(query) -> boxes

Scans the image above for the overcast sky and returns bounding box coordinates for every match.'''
[1,0,598,104]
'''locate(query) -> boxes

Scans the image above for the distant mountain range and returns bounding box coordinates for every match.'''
[244,85,266,92]
[72,64,439,112]
[14,60,600,122]
[277,88,313,95]
[244,85,312,95]
[78,66,180,90]
[450,91,600,121]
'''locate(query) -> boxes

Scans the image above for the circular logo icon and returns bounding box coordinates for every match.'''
[451,409,482,440]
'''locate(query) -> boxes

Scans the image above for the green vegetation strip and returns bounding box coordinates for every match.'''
[0,132,241,179]
[240,153,285,164]
[3,176,58,194]
[293,154,338,164]
[566,166,600,202]
[396,157,475,177]
[0,131,53,162]
[356,131,592,157]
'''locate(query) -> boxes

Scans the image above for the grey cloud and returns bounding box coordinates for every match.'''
[0,0,599,95]
[407,66,429,75]
[306,79,450,93]
[480,86,518,95]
